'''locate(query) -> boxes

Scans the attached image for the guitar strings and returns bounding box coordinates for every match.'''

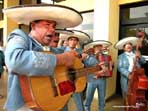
[54,66,100,78]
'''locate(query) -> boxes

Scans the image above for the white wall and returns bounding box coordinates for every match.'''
[93,0,110,41]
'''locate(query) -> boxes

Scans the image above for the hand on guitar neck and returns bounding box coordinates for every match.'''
[94,62,110,78]
[135,50,141,59]
[128,73,133,80]
[56,50,79,67]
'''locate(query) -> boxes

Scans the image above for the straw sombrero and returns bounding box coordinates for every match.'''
[59,30,91,45]
[84,40,112,50]
[55,29,74,35]
[114,37,138,50]
[3,4,83,28]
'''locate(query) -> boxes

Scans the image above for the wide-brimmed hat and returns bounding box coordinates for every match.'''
[59,30,91,45]
[55,29,74,35]
[114,36,138,50]
[84,40,112,50]
[3,4,83,28]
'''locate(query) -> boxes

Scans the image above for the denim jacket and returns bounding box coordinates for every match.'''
[117,52,146,78]
[64,46,82,54]
[83,54,99,82]
[117,51,146,96]
[4,29,60,111]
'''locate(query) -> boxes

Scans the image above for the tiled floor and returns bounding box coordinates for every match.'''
[0,70,124,111]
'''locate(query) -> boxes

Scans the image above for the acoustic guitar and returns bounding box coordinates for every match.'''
[19,57,101,111]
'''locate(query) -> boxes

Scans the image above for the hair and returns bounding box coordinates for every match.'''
[123,42,133,48]
[29,20,41,30]
[67,36,79,41]
[93,44,103,48]
[55,32,60,36]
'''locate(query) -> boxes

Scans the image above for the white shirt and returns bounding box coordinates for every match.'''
[125,52,135,72]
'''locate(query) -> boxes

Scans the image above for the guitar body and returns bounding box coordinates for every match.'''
[19,58,85,111]
[73,58,86,92]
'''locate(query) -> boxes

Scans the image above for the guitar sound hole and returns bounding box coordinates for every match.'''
[68,68,76,81]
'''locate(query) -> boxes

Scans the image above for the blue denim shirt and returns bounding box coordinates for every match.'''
[64,46,82,54]
[117,52,146,78]
[83,54,99,82]
[4,29,59,111]
[117,52,146,97]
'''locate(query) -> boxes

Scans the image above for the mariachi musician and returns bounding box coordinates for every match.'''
[115,37,146,110]
[60,30,91,111]
[83,40,113,111]
[3,4,83,111]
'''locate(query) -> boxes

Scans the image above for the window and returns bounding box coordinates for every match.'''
[70,10,94,41]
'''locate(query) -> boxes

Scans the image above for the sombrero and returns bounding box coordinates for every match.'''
[60,30,91,45]
[55,29,74,35]
[84,40,112,50]
[114,36,138,50]
[3,4,83,28]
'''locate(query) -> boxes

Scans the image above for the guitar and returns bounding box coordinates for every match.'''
[19,57,101,111]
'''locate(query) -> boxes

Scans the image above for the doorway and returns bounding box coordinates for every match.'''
[116,1,148,97]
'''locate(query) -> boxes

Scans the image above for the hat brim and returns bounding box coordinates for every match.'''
[114,36,138,50]
[55,29,74,35]
[60,30,91,45]
[3,4,83,28]
[84,40,112,50]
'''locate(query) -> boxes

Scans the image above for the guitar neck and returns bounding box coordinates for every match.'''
[75,65,101,77]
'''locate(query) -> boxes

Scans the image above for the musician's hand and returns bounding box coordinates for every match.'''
[102,66,108,72]
[99,61,105,66]
[95,65,109,77]
[81,53,88,60]
[95,70,105,77]
[99,62,108,72]
[135,51,141,58]
[128,73,133,80]
[56,51,78,67]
